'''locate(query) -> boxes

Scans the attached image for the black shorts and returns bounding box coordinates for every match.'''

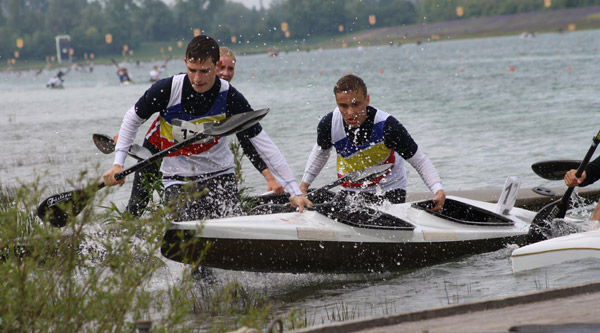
[164,173,242,221]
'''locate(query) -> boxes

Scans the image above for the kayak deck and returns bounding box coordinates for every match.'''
[161,196,535,273]
[511,228,600,272]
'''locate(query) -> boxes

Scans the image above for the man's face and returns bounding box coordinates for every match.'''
[218,57,235,82]
[185,57,217,93]
[335,90,370,127]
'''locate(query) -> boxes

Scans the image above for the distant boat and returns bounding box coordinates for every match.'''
[519,31,537,39]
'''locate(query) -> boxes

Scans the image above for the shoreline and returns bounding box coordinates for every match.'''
[5,6,600,72]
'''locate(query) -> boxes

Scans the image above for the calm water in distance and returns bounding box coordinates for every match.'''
[1,29,600,326]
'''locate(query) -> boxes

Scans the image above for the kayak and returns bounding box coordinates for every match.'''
[161,195,537,274]
[511,228,600,273]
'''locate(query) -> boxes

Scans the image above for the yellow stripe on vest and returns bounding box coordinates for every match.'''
[337,142,391,174]
[159,114,226,141]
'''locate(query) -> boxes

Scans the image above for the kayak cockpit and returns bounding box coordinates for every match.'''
[411,198,515,226]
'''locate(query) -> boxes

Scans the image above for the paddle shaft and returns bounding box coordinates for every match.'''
[38,109,269,226]
[161,55,172,68]
[527,131,600,243]
[38,130,216,225]
[112,131,217,183]
[306,164,392,199]
[555,134,600,217]
[306,176,350,199]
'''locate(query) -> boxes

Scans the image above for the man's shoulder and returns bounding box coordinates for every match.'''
[318,111,334,124]
[150,75,175,89]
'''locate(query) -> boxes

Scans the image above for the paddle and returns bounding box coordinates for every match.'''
[527,130,600,243]
[161,55,173,68]
[306,163,393,199]
[250,163,393,213]
[531,159,582,180]
[110,58,121,69]
[92,133,115,154]
[92,133,153,161]
[37,108,270,227]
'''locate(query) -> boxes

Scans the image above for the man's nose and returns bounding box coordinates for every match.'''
[190,72,201,81]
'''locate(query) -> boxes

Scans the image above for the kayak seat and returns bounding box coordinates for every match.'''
[313,203,415,230]
[411,198,514,226]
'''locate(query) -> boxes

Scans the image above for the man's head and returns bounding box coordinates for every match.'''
[333,74,370,128]
[185,35,220,93]
[218,46,236,82]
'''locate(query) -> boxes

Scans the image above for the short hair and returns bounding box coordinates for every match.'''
[333,74,367,97]
[220,46,236,62]
[186,35,220,64]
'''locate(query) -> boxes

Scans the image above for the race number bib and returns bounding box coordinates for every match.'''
[495,176,523,215]
[171,119,214,144]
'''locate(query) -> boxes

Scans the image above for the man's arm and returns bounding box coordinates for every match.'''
[300,113,334,193]
[300,144,332,193]
[236,133,284,193]
[384,116,445,211]
[104,79,172,186]
[582,156,600,186]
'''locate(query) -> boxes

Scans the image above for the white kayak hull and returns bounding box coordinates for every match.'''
[161,196,535,273]
[511,228,600,272]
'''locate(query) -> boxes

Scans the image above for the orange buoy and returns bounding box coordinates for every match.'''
[509,67,515,71]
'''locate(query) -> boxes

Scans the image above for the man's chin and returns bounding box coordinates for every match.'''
[192,85,209,93]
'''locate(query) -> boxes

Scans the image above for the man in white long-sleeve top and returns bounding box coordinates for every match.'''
[300,74,445,211]
[103,35,311,221]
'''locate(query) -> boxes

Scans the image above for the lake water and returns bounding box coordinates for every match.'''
[2,29,600,328]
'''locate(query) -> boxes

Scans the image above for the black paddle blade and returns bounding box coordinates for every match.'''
[531,160,582,180]
[527,200,559,243]
[36,189,91,227]
[92,133,115,154]
[527,197,571,244]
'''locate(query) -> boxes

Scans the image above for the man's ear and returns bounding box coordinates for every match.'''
[366,94,371,105]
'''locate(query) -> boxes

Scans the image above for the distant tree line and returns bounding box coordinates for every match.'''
[1,0,599,62]
[417,0,600,23]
